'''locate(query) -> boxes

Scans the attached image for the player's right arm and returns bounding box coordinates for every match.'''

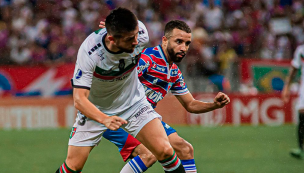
[73,88,127,130]
[282,66,298,103]
[72,41,127,130]
[282,46,302,103]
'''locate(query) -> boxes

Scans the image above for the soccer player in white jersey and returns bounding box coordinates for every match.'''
[56,8,186,173]
[282,44,304,159]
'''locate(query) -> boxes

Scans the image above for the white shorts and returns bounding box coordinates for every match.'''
[68,99,161,147]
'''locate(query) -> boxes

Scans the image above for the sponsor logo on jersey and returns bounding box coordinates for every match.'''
[98,53,105,61]
[75,69,82,79]
[152,63,166,73]
[144,85,163,103]
[171,69,178,76]
[96,73,131,82]
[138,61,150,74]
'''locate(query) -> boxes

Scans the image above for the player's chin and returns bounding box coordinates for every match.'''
[173,58,183,63]
[125,49,134,53]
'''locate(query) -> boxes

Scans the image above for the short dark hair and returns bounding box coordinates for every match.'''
[105,7,138,38]
[164,20,191,38]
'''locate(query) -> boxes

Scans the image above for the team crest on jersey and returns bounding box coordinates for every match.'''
[132,53,141,64]
[118,59,125,71]
[75,69,82,79]
[69,127,77,139]
[301,54,304,60]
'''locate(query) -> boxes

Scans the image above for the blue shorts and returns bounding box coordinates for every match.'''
[102,121,176,161]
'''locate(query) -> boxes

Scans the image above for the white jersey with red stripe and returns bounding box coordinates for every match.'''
[291,44,304,110]
[71,21,149,115]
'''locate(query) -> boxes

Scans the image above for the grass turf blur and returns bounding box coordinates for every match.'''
[0,125,303,173]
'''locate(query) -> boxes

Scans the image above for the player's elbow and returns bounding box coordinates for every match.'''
[187,109,201,114]
[183,100,201,113]
[73,98,82,110]
[185,104,199,114]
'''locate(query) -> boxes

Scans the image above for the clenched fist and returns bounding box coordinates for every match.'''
[214,92,230,108]
[103,116,127,131]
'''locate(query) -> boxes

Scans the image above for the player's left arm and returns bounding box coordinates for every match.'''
[175,92,230,114]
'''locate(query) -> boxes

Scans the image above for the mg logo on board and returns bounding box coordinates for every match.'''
[187,94,226,127]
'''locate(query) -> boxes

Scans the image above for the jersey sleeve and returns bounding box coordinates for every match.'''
[171,69,189,95]
[137,52,153,77]
[291,46,303,69]
[71,42,96,90]
[137,21,149,48]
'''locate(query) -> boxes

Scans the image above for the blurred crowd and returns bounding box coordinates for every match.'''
[0,0,303,91]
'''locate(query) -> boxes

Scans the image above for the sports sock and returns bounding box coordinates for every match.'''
[159,151,185,173]
[181,159,197,173]
[56,162,82,173]
[120,155,148,173]
[298,113,304,150]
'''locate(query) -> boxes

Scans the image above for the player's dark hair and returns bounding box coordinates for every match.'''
[105,7,138,38]
[164,20,191,38]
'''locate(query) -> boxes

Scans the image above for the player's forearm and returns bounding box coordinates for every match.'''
[186,100,219,114]
[74,97,109,124]
[284,67,298,89]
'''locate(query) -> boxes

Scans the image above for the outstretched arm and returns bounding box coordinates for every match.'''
[282,66,298,103]
[175,92,230,114]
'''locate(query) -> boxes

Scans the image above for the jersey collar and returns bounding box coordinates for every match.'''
[157,45,169,64]
[102,34,124,54]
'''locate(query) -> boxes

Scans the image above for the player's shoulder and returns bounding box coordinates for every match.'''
[138,20,147,33]
[171,63,182,76]
[296,44,304,52]
[81,29,106,51]
[142,46,161,58]
[137,20,149,44]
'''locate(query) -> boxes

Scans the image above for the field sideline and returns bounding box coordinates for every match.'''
[0,125,303,173]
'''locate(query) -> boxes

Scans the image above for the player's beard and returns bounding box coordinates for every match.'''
[167,44,186,63]
[116,41,136,53]
[117,45,135,53]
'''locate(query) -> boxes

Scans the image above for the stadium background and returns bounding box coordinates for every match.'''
[0,0,304,172]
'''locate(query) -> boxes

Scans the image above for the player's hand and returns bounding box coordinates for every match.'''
[281,87,290,103]
[102,116,127,131]
[99,21,105,28]
[214,92,230,108]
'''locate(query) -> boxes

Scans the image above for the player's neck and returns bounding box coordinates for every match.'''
[104,34,121,53]
[161,45,173,65]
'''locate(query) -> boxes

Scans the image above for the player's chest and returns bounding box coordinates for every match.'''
[95,52,141,72]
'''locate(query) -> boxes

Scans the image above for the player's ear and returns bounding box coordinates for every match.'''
[162,36,168,47]
[108,35,115,42]
[162,36,168,42]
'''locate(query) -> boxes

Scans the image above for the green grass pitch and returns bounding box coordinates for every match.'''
[0,125,303,173]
